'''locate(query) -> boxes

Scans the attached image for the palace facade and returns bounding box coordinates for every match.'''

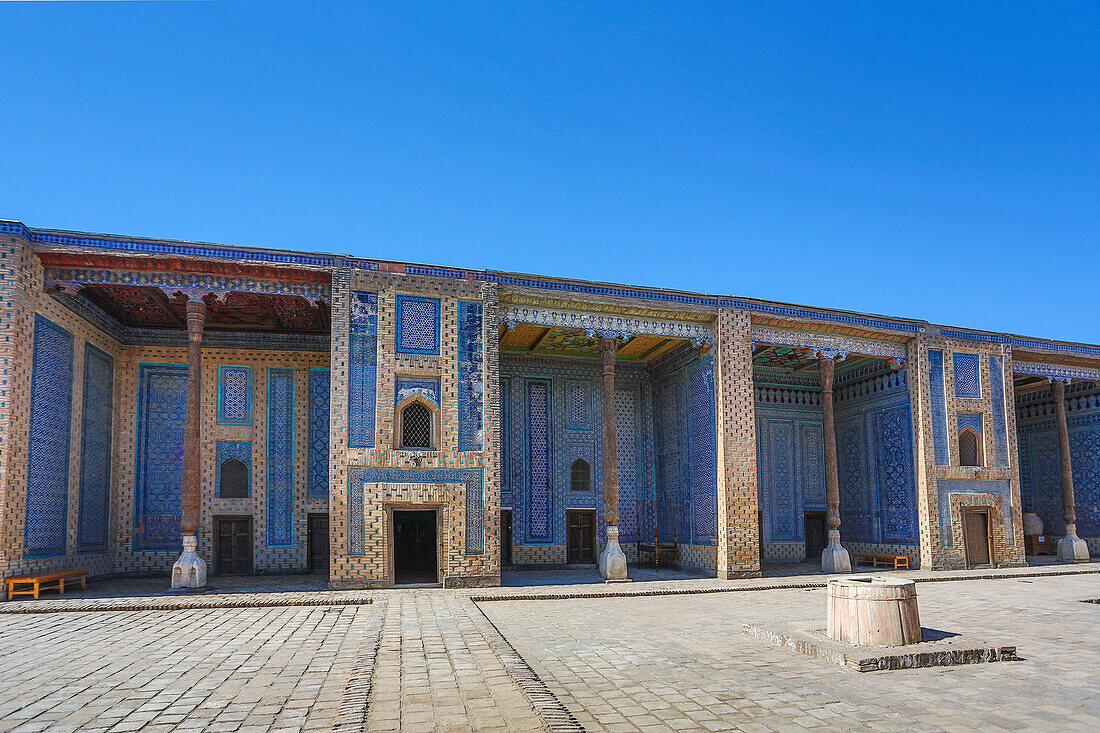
[1,219,1097,594]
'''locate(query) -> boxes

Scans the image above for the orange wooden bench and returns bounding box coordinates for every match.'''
[4,569,88,600]
[852,552,910,570]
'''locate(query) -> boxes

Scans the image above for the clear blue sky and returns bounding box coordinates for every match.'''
[2,3,1098,343]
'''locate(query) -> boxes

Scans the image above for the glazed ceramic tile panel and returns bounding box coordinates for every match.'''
[77,344,113,552]
[266,367,295,547]
[24,316,75,558]
[133,363,188,551]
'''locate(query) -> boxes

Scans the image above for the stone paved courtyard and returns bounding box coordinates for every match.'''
[0,566,1098,731]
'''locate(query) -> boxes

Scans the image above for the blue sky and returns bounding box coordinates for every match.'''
[2,3,1098,343]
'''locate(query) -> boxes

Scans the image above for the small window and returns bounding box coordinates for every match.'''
[219,458,248,498]
[570,458,591,491]
[401,402,433,449]
[959,429,981,467]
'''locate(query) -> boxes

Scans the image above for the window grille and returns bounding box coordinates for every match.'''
[959,429,981,467]
[220,458,248,498]
[570,458,591,491]
[401,402,433,449]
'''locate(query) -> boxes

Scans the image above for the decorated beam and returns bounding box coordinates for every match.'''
[500,304,712,346]
[1012,361,1100,383]
[42,266,330,303]
[750,326,908,367]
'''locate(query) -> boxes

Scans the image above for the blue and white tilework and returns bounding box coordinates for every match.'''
[216,441,252,497]
[134,364,188,551]
[266,367,295,548]
[308,368,330,498]
[525,379,554,543]
[958,412,983,437]
[953,352,981,399]
[936,479,1013,548]
[457,300,484,451]
[217,366,252,425]
[25,316,75,558]
[395,294,441,355]
[928,350,950,465]
[77,344,113,553]
[349,291,378,448]
[395,376,441,406]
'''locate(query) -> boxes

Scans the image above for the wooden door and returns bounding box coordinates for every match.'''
[964,510,992,567]
[215,518,252,575]
[500,510,513,568]
[566,510,596,564]
[804,512,827,559]
[308,514,329,573]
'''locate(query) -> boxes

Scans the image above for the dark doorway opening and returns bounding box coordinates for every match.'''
[566,509,596,564]
[393,509,438,585]
[501,509,513,568]
[964,509,992,568]
[308,513,329,574]
[804,512,827,560]
[214,517,252,576]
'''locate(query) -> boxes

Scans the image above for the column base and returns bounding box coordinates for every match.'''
[599,525,629,581]
[821,530,852,573]
[171,534,208,589]
[1057,524,1090,563]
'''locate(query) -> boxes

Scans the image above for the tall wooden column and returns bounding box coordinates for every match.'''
[598,336,628,580]
[1051,379,1090,562]
[819,358,852,572]
[172,299,209,588]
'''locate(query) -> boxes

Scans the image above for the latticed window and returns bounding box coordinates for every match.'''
[220,458,248,498]
[959,429,981,467]
[401,402,433,449]
[570,458,590,491]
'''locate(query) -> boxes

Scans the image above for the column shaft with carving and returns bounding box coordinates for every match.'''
[172,299,209,588]
[1052,379,1090,562]
[597,337,628,580]
[819,358,852,572]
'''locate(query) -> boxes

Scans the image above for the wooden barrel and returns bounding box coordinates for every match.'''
[826,577,921,646]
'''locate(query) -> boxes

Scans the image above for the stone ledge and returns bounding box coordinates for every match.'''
[742,622,1017,672]
[0,592,374,614]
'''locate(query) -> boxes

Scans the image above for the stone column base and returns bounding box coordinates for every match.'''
[821,530,852,573]
[171,534,208,589]
[1057,524,1090,563]
[599,525,630,581]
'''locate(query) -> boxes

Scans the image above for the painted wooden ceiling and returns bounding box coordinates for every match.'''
[499,323,687,362]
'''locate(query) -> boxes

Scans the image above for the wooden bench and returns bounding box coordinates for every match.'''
[852,552,910,570]
[637,529,678,571]
[4,569,88,600]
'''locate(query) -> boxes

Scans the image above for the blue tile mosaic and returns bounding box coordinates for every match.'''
[134,363,188,551]
[77,344,113,553]
[567,379,594,431]
[25,316,74,558]
[957,412,983,436]
[688,357,718,544]
[308,368,330,498]
[615,386,641,542]
[989,356,1010,467]
[928,350,949,465]
[500,377,511,498]
[216,441,251,497]
[953,352,981,399]
[457,300,483,451]
[349,291,378,449]
[217,366,252,425]
[874,405,918,542]
[267,367,295,548]
[395,376,441,406]
[345,467,484,556]
[526,379,553,543]
[395,294,441,355]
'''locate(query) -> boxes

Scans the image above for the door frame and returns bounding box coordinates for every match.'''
[803,511,827,559]
[212,514,253,576]
[500,509,513,569]
[566,508,597,565]
[307,512,329,574]
[962,507,994,569]
[385,503,443,586]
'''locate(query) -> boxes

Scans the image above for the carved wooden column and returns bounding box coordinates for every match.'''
[819,358,852,572]
[1051,379,1090,562]
[598,336,628,581]
[172,299,209,588]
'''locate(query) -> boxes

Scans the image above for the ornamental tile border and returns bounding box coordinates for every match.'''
[43,266,330,300]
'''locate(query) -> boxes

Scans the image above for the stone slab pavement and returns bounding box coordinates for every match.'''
[480,572,1100,732]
